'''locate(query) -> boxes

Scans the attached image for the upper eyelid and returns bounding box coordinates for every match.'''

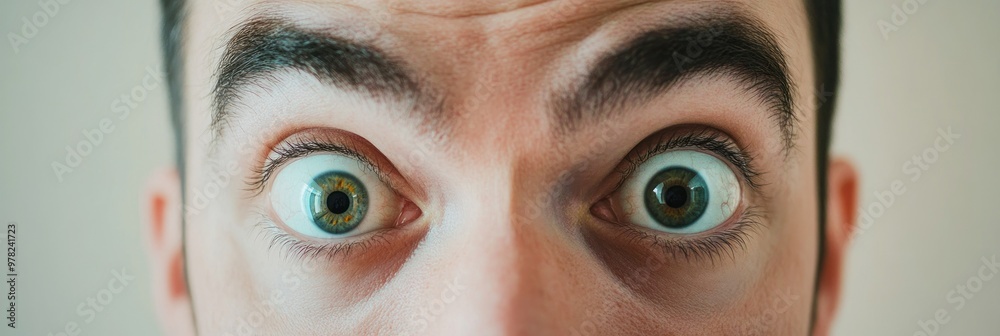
[617,129,764,192]
[246,138,388,195]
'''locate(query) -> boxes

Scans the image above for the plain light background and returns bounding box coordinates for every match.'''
[0,0,997,335]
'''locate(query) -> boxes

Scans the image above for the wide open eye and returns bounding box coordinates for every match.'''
[613,150,741,234]
[270,154,400,238]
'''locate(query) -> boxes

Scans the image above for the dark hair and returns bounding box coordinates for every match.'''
[160,0,186,184]
[803,0,842,328]
[158,0,841,329]
[159,1,841,173]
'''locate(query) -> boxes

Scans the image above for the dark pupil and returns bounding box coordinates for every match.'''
[663,185,688,208]
[644,167,708,229]
[326,191,351,214]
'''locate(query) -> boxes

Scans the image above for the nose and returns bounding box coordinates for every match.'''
[414,170,613,335]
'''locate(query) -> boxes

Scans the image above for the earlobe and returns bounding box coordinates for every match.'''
[143,167,195,336]
[813,157,859,336]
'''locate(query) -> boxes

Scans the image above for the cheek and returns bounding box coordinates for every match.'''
[766,151,821,283]
[742,163,820,333]
[581,219,787,331]
[576,167,819,333]
[184,211,264,333]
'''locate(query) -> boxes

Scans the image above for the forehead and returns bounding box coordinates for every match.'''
[196,0,810,55]
[183,0,815,153]
[189,0,813,107]
[190,0,812,99]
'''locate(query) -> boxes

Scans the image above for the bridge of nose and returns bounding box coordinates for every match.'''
[388,42,627,329]
[402,150,623,334]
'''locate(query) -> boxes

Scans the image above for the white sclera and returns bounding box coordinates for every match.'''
[616,150,741,234]
[270,154,397,238]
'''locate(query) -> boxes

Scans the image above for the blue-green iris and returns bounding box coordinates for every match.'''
[644,167,709,228]
[305,171,368,234]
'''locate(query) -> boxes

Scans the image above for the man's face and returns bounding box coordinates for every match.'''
[175,0,824,334]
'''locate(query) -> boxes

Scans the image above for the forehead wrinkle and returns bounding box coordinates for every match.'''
[390,0,556,18]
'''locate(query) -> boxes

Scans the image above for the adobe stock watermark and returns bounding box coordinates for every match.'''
[567,243,797,336]
[220,289,287,336]
[912,254,999,336]
[742,288,799,335]
[7,0,74,54]
[519,125,623,225]
[211,0,249,20]
[183,117,296,220]
[549,0,587,22]
[218,251,314,336]
[5,222,16,329]
[220,239,338,335]
[813,84,835,109]
[570,253,665,336]
[399,276,467,335]
[212,0,393,43]
[852,127,960,239]
[401,74,495,172]
[877,0,933,41]
[183,159,239,220]
[46,268,135,336]
[50,65,165,182]
[671,25,726,73]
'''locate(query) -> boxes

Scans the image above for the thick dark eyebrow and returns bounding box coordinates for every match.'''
[557,12,796,150]
[212,16,425,137]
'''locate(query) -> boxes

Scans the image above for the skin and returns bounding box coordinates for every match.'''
[143,0,859,335]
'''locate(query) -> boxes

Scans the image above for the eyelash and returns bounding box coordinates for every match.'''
[606,127,766,263]
[247,134,391,195]
[617,127,763,191]
[252,128,765,263]
[248,135,400,261]
[612,207,765,264]
[251,212,396,262]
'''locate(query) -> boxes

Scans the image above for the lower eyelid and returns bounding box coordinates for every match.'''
[593,204,765,262]
[252,213,396,262]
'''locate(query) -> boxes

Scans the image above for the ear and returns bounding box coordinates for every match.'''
[143,167,195,336]
[812,157,858,336]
